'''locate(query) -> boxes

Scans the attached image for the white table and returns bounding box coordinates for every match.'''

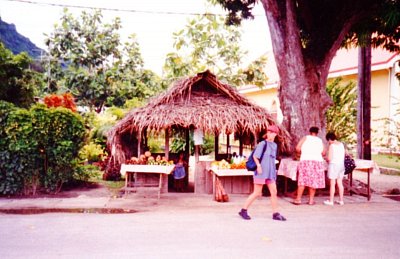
[120,164,175,198]
[348,159,380,200]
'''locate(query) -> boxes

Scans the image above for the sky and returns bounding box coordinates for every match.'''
[0,0,272,75]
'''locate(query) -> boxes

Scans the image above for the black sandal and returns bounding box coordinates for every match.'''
[272,212,287,221]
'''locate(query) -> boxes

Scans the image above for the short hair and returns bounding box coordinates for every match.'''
[326,132,337,141]
[309,127,319,134]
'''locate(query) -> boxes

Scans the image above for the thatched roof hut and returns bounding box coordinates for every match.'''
[107,70,291,165]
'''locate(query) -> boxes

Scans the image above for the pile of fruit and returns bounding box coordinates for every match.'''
[211,159,230,169]
[125,151,174,166]
[210,159,247,169]
[230,160,246,169]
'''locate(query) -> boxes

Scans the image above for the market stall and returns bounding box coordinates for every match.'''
[107,70,291,195]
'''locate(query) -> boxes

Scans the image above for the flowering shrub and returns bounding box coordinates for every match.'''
[44,93,77,112]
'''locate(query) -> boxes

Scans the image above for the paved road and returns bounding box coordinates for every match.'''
[1,193,399,259]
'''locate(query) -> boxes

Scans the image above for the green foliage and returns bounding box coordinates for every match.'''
[169,130,214,155]
[79,142,105,163]
[148,138,163,153]
[372,154,400,170]
[343,0,400,52]
[85,108,124,148]
[0,42,44,108]
[170,138,187,154]
[200,134,215,155]
[325,78,357,145]
[0,103,39,194]
[375,99,400,150]
[45,9,164,112]
[73,164,101,182]
[0,101,86,195]
[163,12,268,87]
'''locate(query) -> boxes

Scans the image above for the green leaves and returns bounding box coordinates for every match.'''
[45,9,163,111]
[0,43,43,108]
[326,78,357,144]
[163,12,268,87]
[0,102,86,195]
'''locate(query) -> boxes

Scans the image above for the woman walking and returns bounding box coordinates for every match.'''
[238,125,286,221]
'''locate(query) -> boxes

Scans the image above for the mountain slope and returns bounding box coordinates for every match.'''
[0,17,44,59]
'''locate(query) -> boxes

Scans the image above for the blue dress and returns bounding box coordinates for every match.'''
[253,140,277,181]
[173,164,186,179]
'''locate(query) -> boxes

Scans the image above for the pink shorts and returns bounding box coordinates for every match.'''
[253,178,275,185]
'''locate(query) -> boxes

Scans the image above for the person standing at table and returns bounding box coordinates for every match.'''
[324,132,345,206]
[238,125,287,221]
[292,126,326,205]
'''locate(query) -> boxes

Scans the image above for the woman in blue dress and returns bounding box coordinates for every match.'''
[173,151,187,192]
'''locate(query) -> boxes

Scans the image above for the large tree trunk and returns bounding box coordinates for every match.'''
[261,0,335,151]
[278,61,333,151]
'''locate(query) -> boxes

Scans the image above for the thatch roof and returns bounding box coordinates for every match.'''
[107,70,291,160]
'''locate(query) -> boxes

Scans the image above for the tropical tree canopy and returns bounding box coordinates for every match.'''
[216,0,400,152]
[45,8,164,113]
[163,9,269,87]
[0,42,44,108]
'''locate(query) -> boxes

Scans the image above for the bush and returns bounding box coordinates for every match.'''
[0,102,39,195]
[79,142,105,163]
[0,102,87,195]
[73,164,101,182]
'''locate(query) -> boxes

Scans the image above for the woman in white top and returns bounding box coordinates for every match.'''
[293,127,326,205]
[324,132,346,206]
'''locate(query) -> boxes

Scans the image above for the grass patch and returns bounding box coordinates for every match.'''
[90,176,125,189]
[93,179,125,196]
[99,179,125,190]
[88,173,125,195]
[372,154,400,170]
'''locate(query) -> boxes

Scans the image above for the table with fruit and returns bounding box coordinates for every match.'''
[209,158,252,176]
[120,151,176,198]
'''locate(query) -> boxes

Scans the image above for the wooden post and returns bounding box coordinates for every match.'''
[143,127,148,151]
[185,129,190,188]
[185,129,190,158]
[194,161,213,194]
[165,128,169,160]
[137,130,142,156]
[195,145,199,163]
[214,135,219,161]
[357,43,372,160]
[226,133,230,154]
[239,135,243,156]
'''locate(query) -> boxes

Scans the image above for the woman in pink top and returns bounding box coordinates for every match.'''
[293,127,326,205]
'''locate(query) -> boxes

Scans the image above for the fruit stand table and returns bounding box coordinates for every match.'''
[347,159,380,201]
[120,164,175,199]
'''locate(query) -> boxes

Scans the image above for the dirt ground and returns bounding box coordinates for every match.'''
[34,169,400,200]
